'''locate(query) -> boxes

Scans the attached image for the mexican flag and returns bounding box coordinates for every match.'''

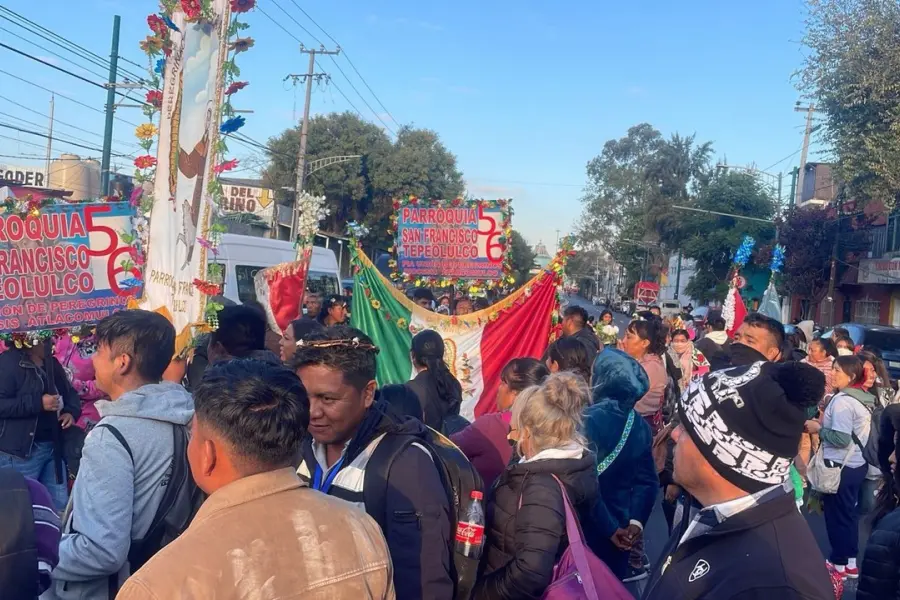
[351,245,564,419]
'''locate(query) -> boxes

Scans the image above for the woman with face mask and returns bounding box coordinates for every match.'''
[666,329,710,394]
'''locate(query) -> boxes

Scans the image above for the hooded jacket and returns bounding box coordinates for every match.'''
[696,330,732,372]
[570,326,602,355]
[51,382,194,600]
[582,349,658,564]
[858,508,900,600]
[296,400,452,600]
[475,451,598,600]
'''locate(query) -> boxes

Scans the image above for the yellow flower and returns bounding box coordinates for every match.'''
[135,123,158,140]
[396,318,408,329]
[71,336,81,344]
[371,299,382,310]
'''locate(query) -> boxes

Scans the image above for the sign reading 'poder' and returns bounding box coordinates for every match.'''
[395,200,510,280]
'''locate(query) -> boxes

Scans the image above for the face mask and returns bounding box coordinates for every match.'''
[729,342,768,366]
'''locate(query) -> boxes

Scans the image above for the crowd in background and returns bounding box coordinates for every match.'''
[1,291,900,599]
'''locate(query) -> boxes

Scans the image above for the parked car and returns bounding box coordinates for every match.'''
[822,323,900,380]
[691,306,710,327]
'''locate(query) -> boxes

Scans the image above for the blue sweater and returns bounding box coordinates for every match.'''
[582,348,659,545]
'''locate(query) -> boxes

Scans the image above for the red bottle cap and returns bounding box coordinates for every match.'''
[471,491,483,500]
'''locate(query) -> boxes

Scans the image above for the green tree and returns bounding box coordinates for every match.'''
[666,172,776,302]
[799,0,900,208]
[508,230,537,284]
[264,113,464,248]
[778,204,871,318]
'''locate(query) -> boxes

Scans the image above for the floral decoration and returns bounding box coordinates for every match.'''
[213,159,239,174]
[193,278,222,297]
[146,90,163,108]
[769,244,785,273]
[225,81,248,95]
[732,235,756,268]
[295,192,329,247]
[370,299,382,310]
[135,123,158,140]
[229,37,254,53]
[219,116,245,134]
[230,0,255,13]
[134,155,157,169]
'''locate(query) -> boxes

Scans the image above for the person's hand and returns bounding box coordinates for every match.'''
[59,413,74,429]
[41,394,60,412]
[804,419,821,434]
[624,523,642,544]
[610,528,633,550]
[665,484,681,504]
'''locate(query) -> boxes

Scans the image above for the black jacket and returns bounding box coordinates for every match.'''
[0,348,80,460]
[643,491,833,600]
[695,336,731,372]
[858,508,900,600]
[475,452,598,600]
[406,369,463,433]
[571,326,601,355]
[297,402,453,600]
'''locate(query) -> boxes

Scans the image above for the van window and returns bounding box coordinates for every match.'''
[308,271,340,296]
[235,265,263,303]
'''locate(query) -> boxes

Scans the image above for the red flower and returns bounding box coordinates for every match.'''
[147,14,167,36]
[181,0,202,21]
[230,0,256,13]
[134,155,157,169]
[452,197,462,206]
[146,90,163,108]
[193,278,222,296]
[214,159,239,174]
[225,81,249,95]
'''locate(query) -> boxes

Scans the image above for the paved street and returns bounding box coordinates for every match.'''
[565,295,863,599]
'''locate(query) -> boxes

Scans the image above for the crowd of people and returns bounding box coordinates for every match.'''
[2,290,900,599]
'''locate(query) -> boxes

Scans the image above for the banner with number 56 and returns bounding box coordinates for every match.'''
[394,198,512,283]
[0,201,138,334]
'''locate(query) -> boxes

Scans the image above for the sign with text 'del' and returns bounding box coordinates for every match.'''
[0,201,138,333]
[395,199,511,282]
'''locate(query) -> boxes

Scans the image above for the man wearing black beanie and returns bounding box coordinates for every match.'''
[643,361,834,600]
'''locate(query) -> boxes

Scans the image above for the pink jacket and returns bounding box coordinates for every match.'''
[635,353,667,417]
[54,335,105,430]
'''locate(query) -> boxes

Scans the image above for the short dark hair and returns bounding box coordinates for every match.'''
[95,310,175,381]
[833,327,851,340]
[210,305,266,358]
[318,294,348,320]
[563,305,588,326]
[627,317,668,355]
[707,314,726,331]
[379,384,423,420]
[834,355,865,386]
[287,317,324,341]
[412,288,435,303]
[811,337,838,358]
[292,325,378,390]
[671,329,690,341]
[742,313,785,350]
[546,337,593,384]
[195,360,309,470]
[501,357,550,393]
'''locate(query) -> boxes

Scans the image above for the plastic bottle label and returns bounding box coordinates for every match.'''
[455,521,484,545]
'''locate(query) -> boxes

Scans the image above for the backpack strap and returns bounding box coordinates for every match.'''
[552,474,599,599]
[597,410,635,474]
[362,434,418,529]
[95,423,134,464]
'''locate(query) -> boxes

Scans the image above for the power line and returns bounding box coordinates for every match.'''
[326,55,395,136]
[0,94,139,148]
[0,68,141,128]
[269,0,325,46]
[285,0,401,128]
[0,7,147,83]
[0,122,131,156]
[761,147,802,173]
[0,25,109,80]
[0,42,151,107]
[257,4,304,44]
[0,109,136,156]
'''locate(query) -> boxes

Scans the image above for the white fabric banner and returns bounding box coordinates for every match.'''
[143,4,230,342]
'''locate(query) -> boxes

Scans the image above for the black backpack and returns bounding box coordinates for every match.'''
[363,427,484,600]
[0,469,38,600]
[96,423,206,575]
[843,394,884,469]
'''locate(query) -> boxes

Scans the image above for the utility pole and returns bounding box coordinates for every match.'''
[44,94,54,187]
[794,103,818,207]
[824,195,845,327]
[288,44,340,241]
[674,251,683,300]
[776,172,782,208]
[100,15,121,196]
[788,167,799,207]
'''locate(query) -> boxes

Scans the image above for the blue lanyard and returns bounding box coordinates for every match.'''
[312,456,345,493]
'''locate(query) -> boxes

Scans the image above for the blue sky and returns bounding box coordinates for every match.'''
[0,0,824,249]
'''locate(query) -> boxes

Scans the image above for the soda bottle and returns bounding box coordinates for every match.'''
[455,490,485,559]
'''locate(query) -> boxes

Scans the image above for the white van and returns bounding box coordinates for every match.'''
[659,300,682,319]
[217,234,341,305]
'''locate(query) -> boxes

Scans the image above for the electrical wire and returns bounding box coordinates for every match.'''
[0,25,109,80]
[286,0,401,129]
[0,42,151,107]
[0,109,137,156]
[0,68,141,128]
[326,55,395,136]
[0,122,131,157]
[269,0,324,46]
[0,7,147,83]
[762,147,803,173]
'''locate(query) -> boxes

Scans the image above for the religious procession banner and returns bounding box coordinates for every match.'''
[351,244,565,420]
[142,1,230,348]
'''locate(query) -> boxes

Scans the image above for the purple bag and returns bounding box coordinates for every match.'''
[541,475,632,600]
